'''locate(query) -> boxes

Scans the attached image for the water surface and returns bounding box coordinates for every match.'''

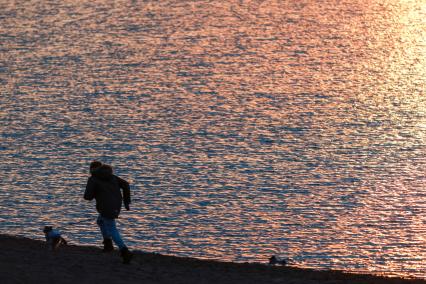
[1,0,425,278]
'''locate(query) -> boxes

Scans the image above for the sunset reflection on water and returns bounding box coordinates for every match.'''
[0,0,425,278]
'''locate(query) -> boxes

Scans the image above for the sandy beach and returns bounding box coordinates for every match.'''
[1,234,424,284]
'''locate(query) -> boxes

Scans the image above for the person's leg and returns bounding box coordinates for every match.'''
[101,217,133,263]
[97,215,111,239]
[101,217,126,250]
[97,215,114,251]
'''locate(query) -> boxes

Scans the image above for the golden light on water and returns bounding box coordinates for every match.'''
[0,0,426,278]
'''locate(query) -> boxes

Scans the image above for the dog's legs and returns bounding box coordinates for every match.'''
[60,237,67,246]
[52,237,61,250]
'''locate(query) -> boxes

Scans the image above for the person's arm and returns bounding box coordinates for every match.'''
[84,177,96,200]
[117,176,131,210]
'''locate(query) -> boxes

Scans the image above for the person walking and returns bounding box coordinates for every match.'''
[84,161,133,264]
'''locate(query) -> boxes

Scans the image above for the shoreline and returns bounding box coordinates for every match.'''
[1,234,424,284]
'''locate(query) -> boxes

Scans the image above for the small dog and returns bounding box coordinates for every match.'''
[269,255,287,265]
[43,226,67,251]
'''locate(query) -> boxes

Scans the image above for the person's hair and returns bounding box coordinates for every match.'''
[100,164,113,174]
[90,161,102,170]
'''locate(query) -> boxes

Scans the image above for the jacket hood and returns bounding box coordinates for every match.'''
[92,165,113,180]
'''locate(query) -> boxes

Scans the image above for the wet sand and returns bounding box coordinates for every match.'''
[1,234,424,284]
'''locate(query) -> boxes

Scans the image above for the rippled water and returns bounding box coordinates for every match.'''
[1,0,426,278]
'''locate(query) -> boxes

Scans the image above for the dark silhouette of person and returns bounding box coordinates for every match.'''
[84,161,133,264]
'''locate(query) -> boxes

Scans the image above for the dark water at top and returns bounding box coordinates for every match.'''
[1,0,425,278]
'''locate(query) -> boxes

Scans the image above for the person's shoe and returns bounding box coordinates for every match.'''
[120,247,133,264]
[102,238,114,252]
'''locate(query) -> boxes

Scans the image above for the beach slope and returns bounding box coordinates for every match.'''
[0,234,424,284]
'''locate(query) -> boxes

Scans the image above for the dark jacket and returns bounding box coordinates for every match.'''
[84,165,131,219]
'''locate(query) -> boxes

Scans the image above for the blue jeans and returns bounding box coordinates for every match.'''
[97,215,126,250]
